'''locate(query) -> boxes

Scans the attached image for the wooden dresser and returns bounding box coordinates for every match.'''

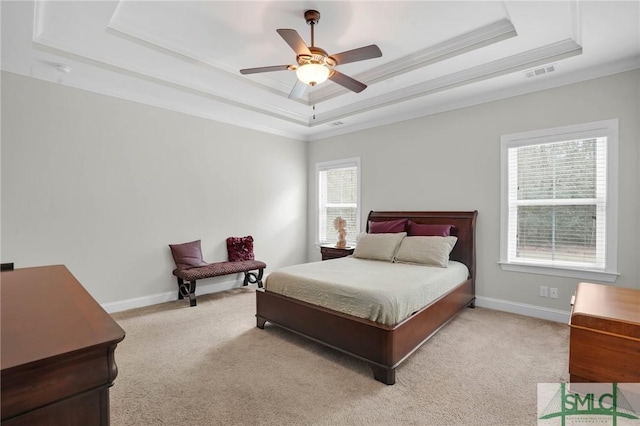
[1,265,126,425]
[569,282,640,383]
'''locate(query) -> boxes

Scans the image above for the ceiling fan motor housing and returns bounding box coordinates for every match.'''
[297,48,336,68]
[304,10,321,26]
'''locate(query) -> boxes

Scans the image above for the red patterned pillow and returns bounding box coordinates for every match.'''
[226,236,255,262]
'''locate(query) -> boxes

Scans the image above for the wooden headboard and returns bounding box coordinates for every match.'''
[366,211,478,284]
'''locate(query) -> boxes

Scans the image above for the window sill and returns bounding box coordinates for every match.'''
[498,261,619,283]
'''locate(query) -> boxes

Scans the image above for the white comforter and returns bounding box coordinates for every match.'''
[264,257,469,326]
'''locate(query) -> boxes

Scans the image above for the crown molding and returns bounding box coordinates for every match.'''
[31,35,310,124]
[310,39,583,126]
[308,19,518,105]
[26,35,589,139]
[23,0,636,143]
[306,57,640,142]
[106,1,306,100]
[104,21,301,100]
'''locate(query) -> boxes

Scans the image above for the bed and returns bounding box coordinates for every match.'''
[255,210,477,385]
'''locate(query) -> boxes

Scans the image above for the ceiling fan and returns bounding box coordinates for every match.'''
[240,10,382,99]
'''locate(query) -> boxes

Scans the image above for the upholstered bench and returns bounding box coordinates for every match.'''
[173,260,266,307]
[169,237,265,307]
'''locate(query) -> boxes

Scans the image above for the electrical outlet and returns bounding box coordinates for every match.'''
[540,286,549,297]
[550,287,558,299]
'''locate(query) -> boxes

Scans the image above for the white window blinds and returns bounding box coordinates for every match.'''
[500,119,618,281]
[507,138,606,268]
[317,158,360,245]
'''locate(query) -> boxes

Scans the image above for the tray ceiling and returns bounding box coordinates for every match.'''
[2,1,639,141]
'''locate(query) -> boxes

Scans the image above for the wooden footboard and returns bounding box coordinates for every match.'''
[256,279,474,385]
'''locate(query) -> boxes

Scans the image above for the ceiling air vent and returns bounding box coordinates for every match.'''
[524,64,556,78]
[332,121,344,126]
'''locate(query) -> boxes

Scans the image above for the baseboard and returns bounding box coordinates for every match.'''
[101,276,257,313]
[103,282,570,322]
[475,296,570,323]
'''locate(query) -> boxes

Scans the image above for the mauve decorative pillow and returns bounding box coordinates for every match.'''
[169,240,208,270]
[407,221,452,237]
[369,219,408,234]
[227,236,255,262]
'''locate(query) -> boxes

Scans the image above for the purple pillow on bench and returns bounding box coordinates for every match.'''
[169,240,209,270]
[369,219,408,234]
[407,221,452,237]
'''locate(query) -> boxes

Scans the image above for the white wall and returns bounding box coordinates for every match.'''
[307,69,640,319]
[1,72,308,308]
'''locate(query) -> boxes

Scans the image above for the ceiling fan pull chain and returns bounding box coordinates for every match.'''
[313,104,316,120]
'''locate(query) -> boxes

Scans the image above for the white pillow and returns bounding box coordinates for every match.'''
[394,236,458,267]
[353,232,407,262]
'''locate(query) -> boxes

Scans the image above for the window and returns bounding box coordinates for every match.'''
[499,120,618,282]
[316,158,361,246]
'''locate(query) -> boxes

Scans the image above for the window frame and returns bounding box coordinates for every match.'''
[499,119,619,282]
[315,157,361,246]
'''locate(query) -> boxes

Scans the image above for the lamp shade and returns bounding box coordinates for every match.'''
[296,63,330,86]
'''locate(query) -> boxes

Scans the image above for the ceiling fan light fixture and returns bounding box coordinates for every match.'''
[296,63,330,86]
[239,9,381,97]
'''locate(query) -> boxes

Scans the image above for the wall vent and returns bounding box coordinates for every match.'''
[525,64,556,78]
[332,121,344,126]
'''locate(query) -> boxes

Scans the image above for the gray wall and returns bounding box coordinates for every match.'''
[1,71,308,306]
[307,69,640,315]
[2,69,638,316]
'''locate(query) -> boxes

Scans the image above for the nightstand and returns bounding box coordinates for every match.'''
[320,245,355,261]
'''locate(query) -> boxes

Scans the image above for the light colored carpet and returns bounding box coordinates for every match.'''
[110,287,569,425]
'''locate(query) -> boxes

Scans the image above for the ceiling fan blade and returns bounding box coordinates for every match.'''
[288,79,307,99]
[276,29,312,56]
[328,70,367,93]
[330,44,382,65]
[240,65,291,75]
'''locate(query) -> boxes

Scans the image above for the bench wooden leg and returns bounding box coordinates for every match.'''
[177,277,197,306]
[243,268,264,288]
